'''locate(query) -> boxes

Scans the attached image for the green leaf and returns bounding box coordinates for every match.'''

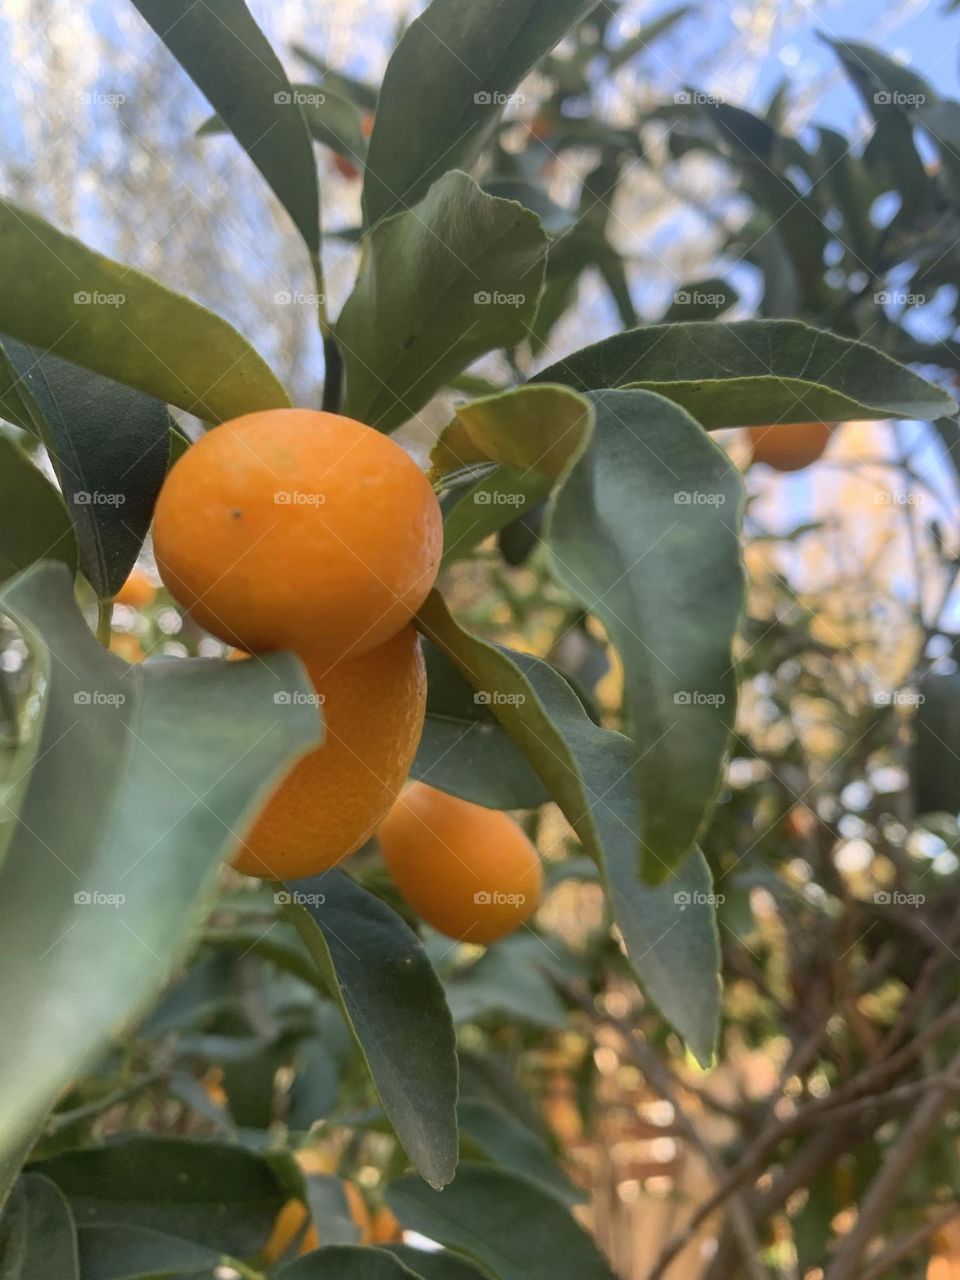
[0,341,169,597]
[607,5,693,71]
[387,1164,617,1280]
[532,320,957,425]
[445,939,569,1030]
[76,1223,220,1280]
[32,1137,286,1257]
[547,390,744,874]
[130,0,320,256]
[0,198,288,422]
[911,671,960,814]
[284,871,458,1189]
[0,1174,79,1280]
[0,437,76,586]
[431,384,593,564]
[291,46,380,113]
[0,563,320,1164]
[200,85,369,170]
[458,1099,582,1205]
[338,172,547,432]
[279,1247,425,1278]
[387,1246,488,1280]
[362,0,599,226]
[417,592,721,1063]
[412,639,549,809]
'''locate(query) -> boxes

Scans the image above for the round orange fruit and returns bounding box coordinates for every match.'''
[747,421,833,472]
[378,783,543,943]
[153,409,442,661]
[233,627,426,880]
[114,567,156,608]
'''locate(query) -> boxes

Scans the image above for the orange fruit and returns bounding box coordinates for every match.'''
[334,113,373,180]
[371,1204,403,1243]
[109,632,145,663]
[262,1180,371,1263]
[153,409,442,661]
[233,627,426,880]
[378,783,543,943]
[747,421,833,472]
[114,567,156,608]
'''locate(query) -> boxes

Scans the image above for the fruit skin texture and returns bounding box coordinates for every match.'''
[114,567,155,608]
[748,421,833,472]
[233,627,426,881]
[378,783,543,944]
[153,409,442,661]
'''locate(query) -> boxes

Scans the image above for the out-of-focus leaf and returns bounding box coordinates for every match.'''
[0,1174,78,1280]
[0,436,76,586]
[199,86,368,169]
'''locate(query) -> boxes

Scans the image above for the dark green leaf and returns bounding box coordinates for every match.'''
[339,172,547,432]
[33,1137,286,1257]
[388,1164,617,1280]
[284,871,458,1189]
[279,1246,425,1279]
[532,320,956,425]
[547,390,744,874]
[77,1223,220,1280]
[0,437,76,586]
[387,1246,487,1280]
[0,198,288,422]
[362,0,599,226]
[458,1099,582,1205]
[912,671,960,814]
[662,277,739,322]
[412,640,549,809]
[0,1174,78,1280]
[417,593,721,1063]
[130,0,320,256]
[1,341,170,597]
[0,563,320,1165]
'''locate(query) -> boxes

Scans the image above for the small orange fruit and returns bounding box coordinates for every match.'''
[371,1204,403,1243]
[748,421,833,472]
[262,1180,371,1262]
[109,632,145,663]
[114,567,156,608]
[334,113,374,180]
[378,783,543,943]
[233,627,426,880]
[153,409,442,661]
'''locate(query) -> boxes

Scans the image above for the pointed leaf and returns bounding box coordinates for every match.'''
[1,341,169,596]
[284,870,458,1189]
[417,593,721,1063]
[532,320,956,425]
[200,85,368,168]
[338,172,547,432]
[77,1223,220,1280]
[0,1174,78,1280]
[0,563,320,1164]
[387,1164,617,1280]
[280,1247,426,1278]
[388,1247,488,1280]
[363,0,599,226]
[0,437,76,586]
[0,198,288,422]
[130,0,320,256]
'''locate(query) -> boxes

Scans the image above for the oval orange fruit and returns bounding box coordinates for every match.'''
[747,421,833,472]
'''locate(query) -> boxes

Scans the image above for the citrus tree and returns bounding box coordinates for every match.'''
[0,4,958,1280]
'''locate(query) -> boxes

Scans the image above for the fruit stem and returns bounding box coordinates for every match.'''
[96,599,113,647]
[311,249,344,414]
